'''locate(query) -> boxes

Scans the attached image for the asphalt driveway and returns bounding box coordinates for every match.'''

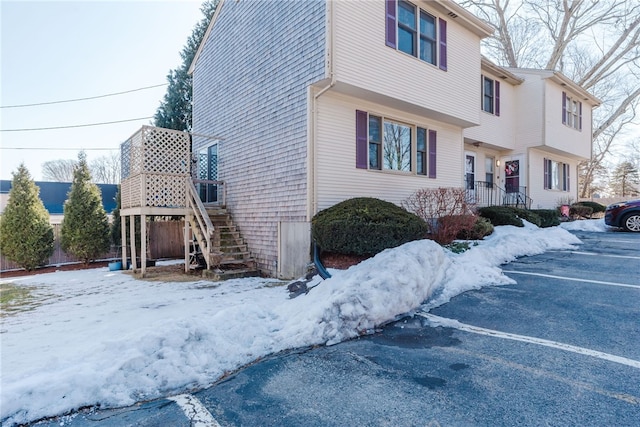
[32,229,640,426]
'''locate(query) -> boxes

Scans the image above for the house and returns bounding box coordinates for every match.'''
[0,180,118,224]
[463,61,600,209]
[122,0,598,278]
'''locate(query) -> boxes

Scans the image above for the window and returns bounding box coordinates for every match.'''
[356,110,436,178]
[386,0,447,70]
[544,158,570,191]
[485,157,494,185]
[397,1,417,57]
[562,92,582,130]
[482,76,500,116]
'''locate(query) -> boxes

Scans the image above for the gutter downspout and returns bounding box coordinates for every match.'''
[307,0,336,221]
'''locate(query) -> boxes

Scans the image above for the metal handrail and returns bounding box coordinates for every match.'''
[468,181,532,209]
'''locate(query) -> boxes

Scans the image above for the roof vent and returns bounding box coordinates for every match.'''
[448,12,458,18]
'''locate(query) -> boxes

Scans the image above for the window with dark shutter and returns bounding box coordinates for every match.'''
[438,18,447,71]
[428,129,437,178]
[562,92,567,125]
[385,0,397,48]
[355,110,368,169]
[495,80,500,116]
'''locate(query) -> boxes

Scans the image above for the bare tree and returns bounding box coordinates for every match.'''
[42,159,77,182]
[90,152,121,184]
[458,0,640,198]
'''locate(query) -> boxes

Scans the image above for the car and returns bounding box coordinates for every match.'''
[604,199,640,232]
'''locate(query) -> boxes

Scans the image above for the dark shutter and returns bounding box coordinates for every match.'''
[543,158,549,189]
[495,80,501,116]
[565,163,570,191]
[438,18,447,71]
[385,0,397,48]
[578,101,582,130]
[356,110,368,169]
[562,92,567,125]
[428,129,437,178]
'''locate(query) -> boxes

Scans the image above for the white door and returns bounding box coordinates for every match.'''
[465,151,476,200]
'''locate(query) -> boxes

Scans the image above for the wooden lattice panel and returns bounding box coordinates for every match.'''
[143,173,187,208]
[121,175,142,209]
[142,127,191,175]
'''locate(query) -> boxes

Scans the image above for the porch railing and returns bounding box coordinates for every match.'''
[468,181,532,209]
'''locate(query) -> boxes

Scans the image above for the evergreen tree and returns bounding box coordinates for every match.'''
[0,164,54,271]
[154,1,219,131]
[611,161,640,197]
[60,152,111,264]
[110,186,122,247]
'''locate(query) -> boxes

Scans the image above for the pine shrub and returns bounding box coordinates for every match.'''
[573,201,606,214]
[0,165,55,270]
[569,204,593,219]
[60,152,111,264]
[478,206,524,227]
[530,209,560,228]
[457,216,494,240]
[312,197,428,256]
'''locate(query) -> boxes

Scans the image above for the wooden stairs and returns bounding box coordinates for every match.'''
[186,181,258,280]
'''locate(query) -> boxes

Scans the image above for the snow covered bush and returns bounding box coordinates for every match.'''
[0,164,54,270]
[312,197,428,256]
[530,209,560,228]
[60,152,111,264]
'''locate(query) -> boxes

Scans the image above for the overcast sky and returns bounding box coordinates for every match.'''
[1,0,204,181]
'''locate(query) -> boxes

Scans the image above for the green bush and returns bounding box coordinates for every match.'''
[0,164,54,271]
[573,201,606,214]
[478,206,524,227]
[312,197,428,256]
[530,209,561,228]
[509,207,542,227]
[457,216,494,240]
[570,204,593,219]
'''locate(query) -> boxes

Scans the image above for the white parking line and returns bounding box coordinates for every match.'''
[503,270,640,289]
[550,250,640,260]
[168,394,221,427]
[417,313,640,369]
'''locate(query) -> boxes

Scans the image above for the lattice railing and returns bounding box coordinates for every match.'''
[120,126,191,209]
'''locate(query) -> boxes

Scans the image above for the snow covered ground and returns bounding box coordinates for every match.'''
[0,219,611,425]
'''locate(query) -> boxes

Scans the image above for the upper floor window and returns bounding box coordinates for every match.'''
[386,0,447,70]
[544,158,570,191]
[482,75,500,116]
[356,110,437,178]
[562,92,582,130]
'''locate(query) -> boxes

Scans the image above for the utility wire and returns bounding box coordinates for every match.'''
[0,83,168,109]
[0,147,118,150]
[0,116,154,132]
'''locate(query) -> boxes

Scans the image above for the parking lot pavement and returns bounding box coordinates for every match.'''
[31,230,640,426]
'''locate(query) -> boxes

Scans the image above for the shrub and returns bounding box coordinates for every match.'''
[312,197,428,256]
[61,152,111,264]
[402,187,475,234]
[509,207,542,227]
[573,201,606,214]
[530,209,560,228]
[458,216,494,240]
[478,206,524,227]
[434,214,478,245]
[569,204,593,219]
[0,164,54,271]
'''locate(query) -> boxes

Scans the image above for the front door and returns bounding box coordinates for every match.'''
[505,159,520,193]
[198,144,218,203]
[465,152,476,200]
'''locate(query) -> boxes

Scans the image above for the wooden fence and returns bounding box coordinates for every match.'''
[1,220,185,272]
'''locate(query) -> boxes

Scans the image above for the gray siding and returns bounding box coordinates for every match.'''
[192,0,326,275]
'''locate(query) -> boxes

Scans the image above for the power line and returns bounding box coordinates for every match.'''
[0,147,118,150]
[0,83,168,109]
[0,116,154,132]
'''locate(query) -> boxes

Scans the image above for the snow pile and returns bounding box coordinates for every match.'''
[1,224,583,425]
[559,218,610,232]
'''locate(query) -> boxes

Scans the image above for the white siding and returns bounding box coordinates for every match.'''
[332,0,483,127]
[315,91,464,211]
[529,149,579,208]
[513,74,545,153]
[464,71,518,150]
[543,82,592,159]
